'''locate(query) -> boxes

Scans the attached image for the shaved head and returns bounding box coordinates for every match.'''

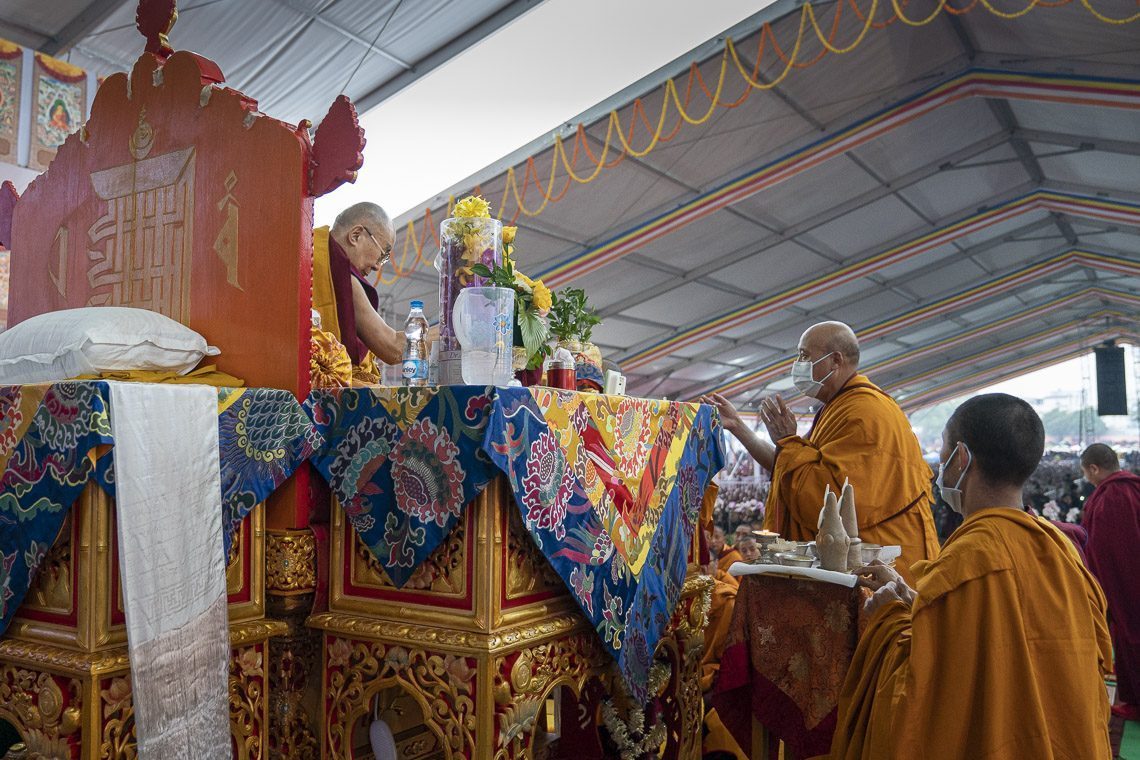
[331,202,391,236]
[946,393,1044,488]
[801,321,860,367]
[736,536,760,562]
[1081,443,1119,472]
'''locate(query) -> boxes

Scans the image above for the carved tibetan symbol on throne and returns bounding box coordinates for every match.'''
[4,26,368,393]
[5,39,316,390]
[86,110,195,321]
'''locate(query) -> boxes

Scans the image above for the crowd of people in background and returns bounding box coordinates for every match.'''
[712,449,1140,546]
[712,479,767,534]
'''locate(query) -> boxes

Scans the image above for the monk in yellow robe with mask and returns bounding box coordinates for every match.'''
[704,321,938,583]
[829,393,1111,759]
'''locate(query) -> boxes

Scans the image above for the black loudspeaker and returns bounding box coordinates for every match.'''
[1094,344,1127,416]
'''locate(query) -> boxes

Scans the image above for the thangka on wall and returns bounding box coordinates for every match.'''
[30,53,86,172]
[0,40,21,163]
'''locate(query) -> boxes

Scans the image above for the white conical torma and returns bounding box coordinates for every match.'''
[839,478,858,540]
[816,487,851,572]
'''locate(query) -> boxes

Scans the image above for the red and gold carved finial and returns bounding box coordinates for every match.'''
[309,95,367,198]
[136,0,178,58]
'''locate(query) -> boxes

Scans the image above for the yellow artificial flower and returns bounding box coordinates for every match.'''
[513,271,534,293]
[462,231,484,260]
[453,195,491,219]
[532,280,552,312]
[502,226,517,245]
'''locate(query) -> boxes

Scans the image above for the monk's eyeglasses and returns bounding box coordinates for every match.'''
[363,227,392,266]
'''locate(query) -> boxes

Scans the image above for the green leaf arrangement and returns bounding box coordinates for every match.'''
[549,287,603,343]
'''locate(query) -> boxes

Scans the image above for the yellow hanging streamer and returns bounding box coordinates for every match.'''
[376,0,1130,284]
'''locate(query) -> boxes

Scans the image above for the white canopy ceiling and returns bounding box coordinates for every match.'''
[0,0,539,125]
[378,0,1140,412]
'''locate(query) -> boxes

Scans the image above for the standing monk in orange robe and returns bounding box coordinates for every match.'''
[830,394,1111,759]
[704,322,938,583]
[1081,442,1140,721]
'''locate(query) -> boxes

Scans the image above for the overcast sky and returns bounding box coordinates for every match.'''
[981,349,1137,416]
[313,0,769,226]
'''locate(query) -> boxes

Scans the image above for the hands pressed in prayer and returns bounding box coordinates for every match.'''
[700,392,780,471]
[759,395,797,441]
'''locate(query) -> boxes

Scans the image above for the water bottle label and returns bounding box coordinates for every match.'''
[402,359,427,380]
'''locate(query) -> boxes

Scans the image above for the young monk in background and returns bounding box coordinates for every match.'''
[1081,442,1140,721]
[829,393,1111,759]
[700,526,743,691]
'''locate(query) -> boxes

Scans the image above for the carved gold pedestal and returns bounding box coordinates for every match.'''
[0,483,283,758]
[266,529,322,759]
[311,478,712,760]
[0,620,283,759]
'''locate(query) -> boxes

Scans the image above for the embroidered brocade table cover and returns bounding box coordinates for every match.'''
[484,387,723,702]
[0,381,321,635]
[304,385,724,702]
[93,386,322,557]
[304,385,500,587]
[711,574,868,759]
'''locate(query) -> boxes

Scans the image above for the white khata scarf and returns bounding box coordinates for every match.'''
[109,382,230,759]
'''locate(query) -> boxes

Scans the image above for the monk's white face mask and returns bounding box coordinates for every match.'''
[937,442,972,514]
[790,353,835,398]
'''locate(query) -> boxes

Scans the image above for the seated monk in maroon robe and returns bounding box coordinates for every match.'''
[1081,442,1140,721]
[313,202,404,377]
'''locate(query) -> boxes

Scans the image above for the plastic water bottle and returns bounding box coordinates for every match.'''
[401,300,429,386]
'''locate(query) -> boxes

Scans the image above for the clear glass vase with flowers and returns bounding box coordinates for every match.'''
[436,195,502,384]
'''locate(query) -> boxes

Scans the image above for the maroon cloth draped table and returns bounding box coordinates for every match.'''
[710,573,867,758]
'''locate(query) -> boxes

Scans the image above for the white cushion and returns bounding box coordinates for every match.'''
[0,307,219,384]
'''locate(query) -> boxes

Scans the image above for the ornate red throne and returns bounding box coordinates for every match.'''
[0,1,363,756]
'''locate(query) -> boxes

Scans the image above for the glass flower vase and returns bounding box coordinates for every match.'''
[435,216,502,385]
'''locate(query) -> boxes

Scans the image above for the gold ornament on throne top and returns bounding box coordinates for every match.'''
[137,0,178,58]
[127,108,154,160]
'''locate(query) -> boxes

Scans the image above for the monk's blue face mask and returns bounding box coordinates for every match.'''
[936,442,972,515]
